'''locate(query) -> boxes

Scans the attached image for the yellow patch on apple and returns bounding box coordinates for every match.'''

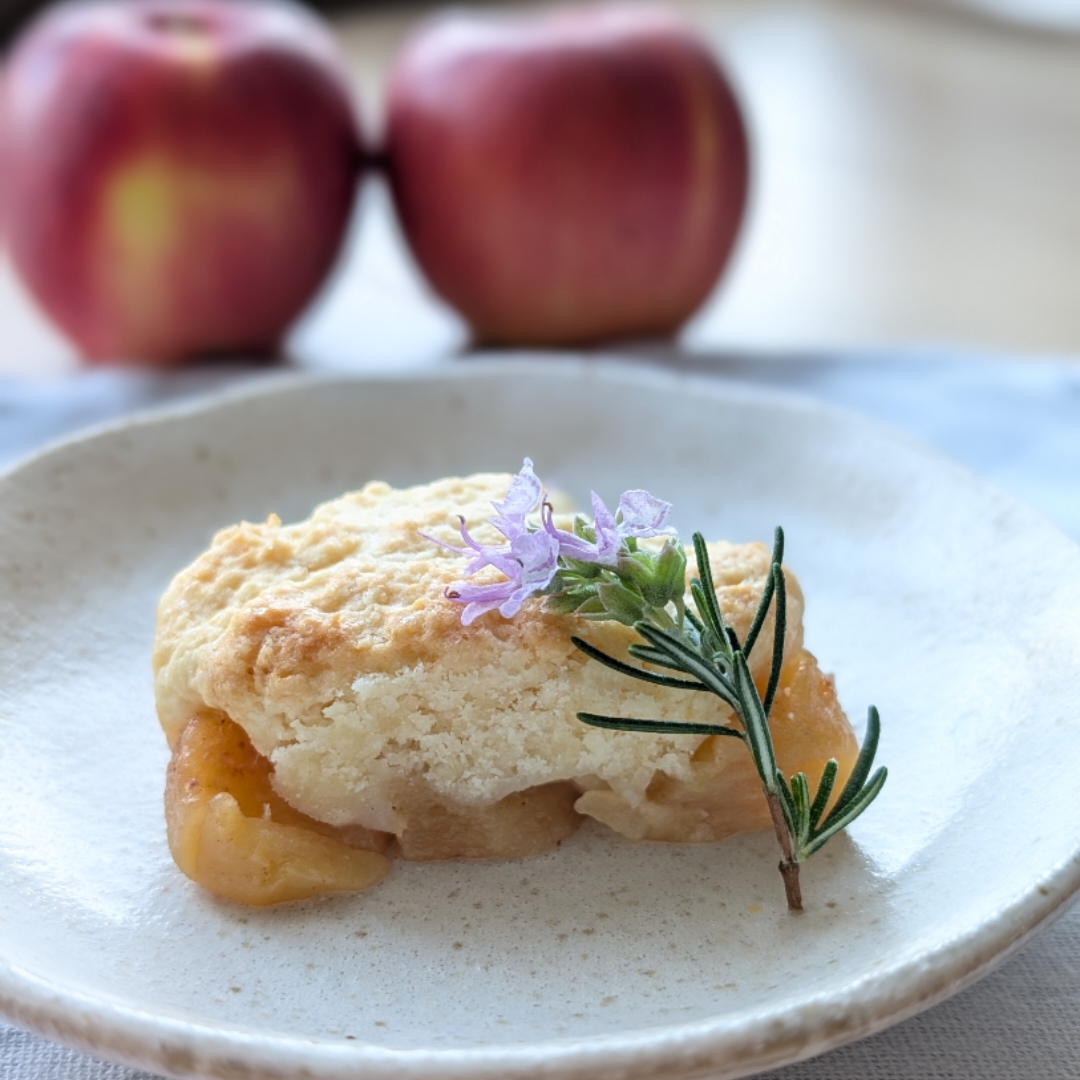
[99,151,301,339]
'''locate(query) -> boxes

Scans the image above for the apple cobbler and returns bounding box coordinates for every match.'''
[153,473,858,905]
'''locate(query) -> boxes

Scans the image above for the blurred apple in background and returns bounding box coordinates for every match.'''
[385,5,749,348]
[1,0,362,365]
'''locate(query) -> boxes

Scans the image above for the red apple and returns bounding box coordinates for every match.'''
[1,0,362,364]
[385,6,749,347]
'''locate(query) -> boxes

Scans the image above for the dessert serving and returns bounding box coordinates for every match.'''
[153,462,884,910]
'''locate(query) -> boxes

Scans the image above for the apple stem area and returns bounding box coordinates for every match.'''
[144,11,211,38]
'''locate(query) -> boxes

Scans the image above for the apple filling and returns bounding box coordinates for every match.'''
[165,710,391,906]
[163,646,855,906]
[164,709,586,905]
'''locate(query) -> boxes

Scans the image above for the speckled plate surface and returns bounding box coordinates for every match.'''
[2,360,1080,1080]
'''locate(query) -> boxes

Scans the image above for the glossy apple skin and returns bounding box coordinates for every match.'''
[2,0,361,364]
[385,7,749,347]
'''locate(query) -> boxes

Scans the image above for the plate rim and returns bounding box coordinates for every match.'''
[3,357,1080,1080]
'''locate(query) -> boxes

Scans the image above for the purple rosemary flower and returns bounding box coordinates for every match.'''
[543,489,674,567]
[617,489,675,538]
[489,457,543,540]
[448,529,560,625]
[431,459,676,624]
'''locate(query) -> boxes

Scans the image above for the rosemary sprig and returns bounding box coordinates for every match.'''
[430,459,887,912]
[574,528,887,913]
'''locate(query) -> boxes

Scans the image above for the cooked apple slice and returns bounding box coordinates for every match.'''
[395,782,580,861]
[165,710,391,906]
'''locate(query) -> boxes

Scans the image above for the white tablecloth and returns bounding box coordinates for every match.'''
[2,348,1079,1079]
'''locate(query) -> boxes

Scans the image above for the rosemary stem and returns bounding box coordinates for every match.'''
[766,792,803,913]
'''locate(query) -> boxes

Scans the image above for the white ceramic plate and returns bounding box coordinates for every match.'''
[2,360,1080,1080]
